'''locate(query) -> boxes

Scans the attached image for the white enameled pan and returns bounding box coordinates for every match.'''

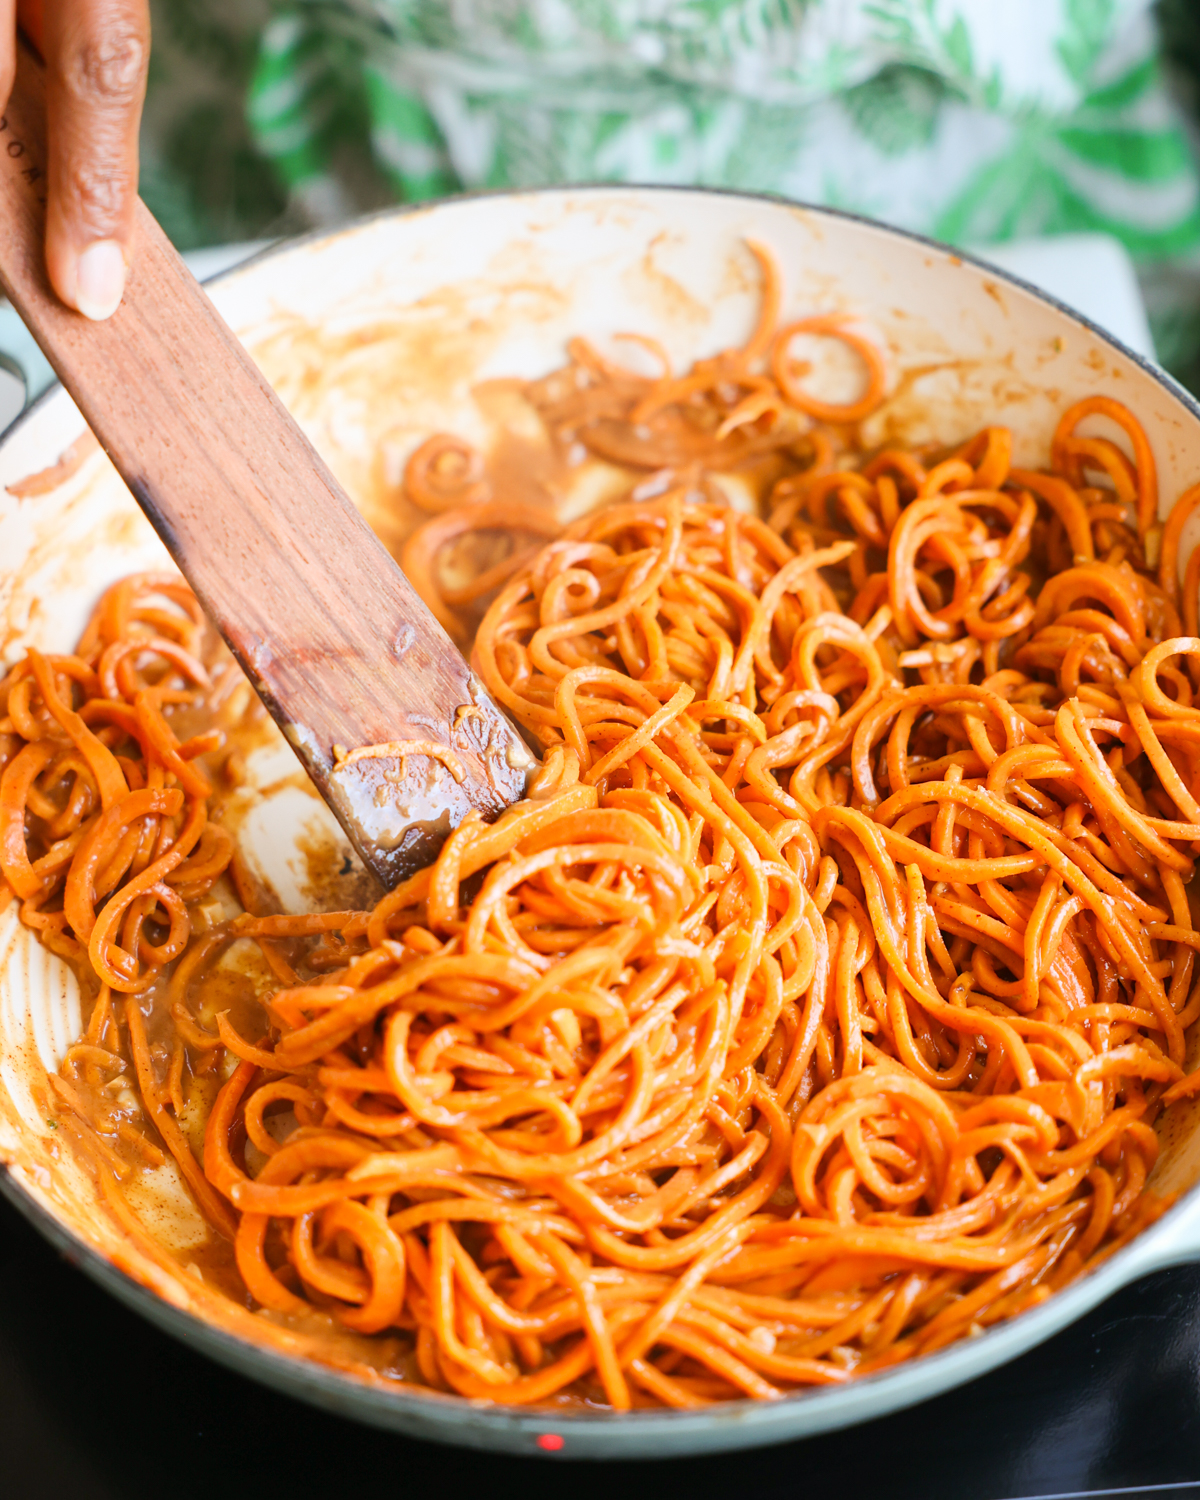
[3,188,1200,1459]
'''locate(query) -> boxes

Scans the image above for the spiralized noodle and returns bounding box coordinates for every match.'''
[5,251,1200,1409]
[0,573,233,988]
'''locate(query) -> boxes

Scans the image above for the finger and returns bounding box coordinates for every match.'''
[0,0,18,110]
[41,0,149,320]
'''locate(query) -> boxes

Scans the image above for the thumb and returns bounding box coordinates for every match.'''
[41,0,149,320]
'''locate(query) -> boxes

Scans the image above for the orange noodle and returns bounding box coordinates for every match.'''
[4,253,1200,1408]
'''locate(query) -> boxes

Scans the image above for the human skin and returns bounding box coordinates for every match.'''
[1,0,150,320]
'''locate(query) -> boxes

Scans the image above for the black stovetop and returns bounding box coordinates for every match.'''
[2,1185,1198,1500]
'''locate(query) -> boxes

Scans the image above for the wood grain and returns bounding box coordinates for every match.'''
[0,41,535,888]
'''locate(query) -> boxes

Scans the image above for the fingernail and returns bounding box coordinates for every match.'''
[73,240,126,321]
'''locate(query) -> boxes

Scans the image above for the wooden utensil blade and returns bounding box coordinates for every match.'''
[0,40,538,888]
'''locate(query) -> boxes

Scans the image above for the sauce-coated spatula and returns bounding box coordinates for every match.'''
[0,40,536,888]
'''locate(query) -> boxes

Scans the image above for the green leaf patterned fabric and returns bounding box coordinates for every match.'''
[239,0,1200,270]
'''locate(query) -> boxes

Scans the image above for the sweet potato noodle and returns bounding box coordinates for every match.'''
[6,260,1200,1409]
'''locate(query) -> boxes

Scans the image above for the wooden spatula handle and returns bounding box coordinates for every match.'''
[0,39,535,887]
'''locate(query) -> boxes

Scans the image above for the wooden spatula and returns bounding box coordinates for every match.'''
[0,40,537,888]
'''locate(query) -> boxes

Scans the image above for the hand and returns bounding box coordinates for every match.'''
[2,0,150,320]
